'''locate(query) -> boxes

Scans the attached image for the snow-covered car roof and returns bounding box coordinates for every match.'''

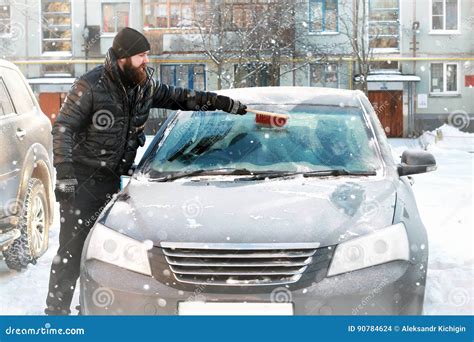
[215,86,365,107]
[0,59,20,70]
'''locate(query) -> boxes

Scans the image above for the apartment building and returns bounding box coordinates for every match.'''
[1,0,472,135]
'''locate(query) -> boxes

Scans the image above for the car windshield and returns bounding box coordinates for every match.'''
[144,104,382,177]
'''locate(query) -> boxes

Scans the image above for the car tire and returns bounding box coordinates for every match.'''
[3,178,50,271]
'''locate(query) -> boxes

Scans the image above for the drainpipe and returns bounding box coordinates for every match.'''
[84,0,88,72]
[24,0,29,76]
[411,1,418,136]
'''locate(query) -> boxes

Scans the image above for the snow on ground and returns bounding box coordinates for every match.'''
[390,126,474,315]
[0,128,472,315]
[0,207,78,315]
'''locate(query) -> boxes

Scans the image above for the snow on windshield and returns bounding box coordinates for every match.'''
[145,104,382,175]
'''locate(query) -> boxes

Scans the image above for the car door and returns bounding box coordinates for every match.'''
[0,68,24,219]
[1,65,41,154]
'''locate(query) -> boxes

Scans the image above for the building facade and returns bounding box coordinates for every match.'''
[1,0,472,135]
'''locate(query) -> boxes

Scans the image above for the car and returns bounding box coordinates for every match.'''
[0,59,54,271]
[80,86,436,315]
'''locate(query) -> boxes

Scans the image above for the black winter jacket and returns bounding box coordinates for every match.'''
[52,48,222,177]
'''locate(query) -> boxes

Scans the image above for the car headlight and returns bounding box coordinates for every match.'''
[327,222,409,277]
[85,223,152,276]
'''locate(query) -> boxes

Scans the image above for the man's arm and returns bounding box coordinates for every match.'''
[151,83,246,114]
[51,78,93,202]
[52,78,93,167]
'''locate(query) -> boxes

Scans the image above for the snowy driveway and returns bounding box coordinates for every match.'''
[1,136,472,315]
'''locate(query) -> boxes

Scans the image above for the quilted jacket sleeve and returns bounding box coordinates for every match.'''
[51,78,93,167]
[151,82,219,111]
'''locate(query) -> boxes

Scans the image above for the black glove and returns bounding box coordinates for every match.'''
[55,163,78,203]
[215,95,247,115]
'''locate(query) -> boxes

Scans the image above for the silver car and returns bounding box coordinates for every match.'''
[0,59,54,271]
[80,87,435,315]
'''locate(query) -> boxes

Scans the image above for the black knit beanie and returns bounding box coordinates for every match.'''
[112,27,151,59]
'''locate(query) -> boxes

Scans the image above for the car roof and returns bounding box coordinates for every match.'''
[215,86,365,107]
[0,59,19,71]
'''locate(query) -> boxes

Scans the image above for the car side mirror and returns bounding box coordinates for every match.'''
[397,150,437,176]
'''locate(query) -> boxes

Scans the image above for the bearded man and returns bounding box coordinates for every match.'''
[45,27,247,315]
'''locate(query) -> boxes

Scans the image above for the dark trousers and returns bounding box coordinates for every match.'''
[45,173,120,315]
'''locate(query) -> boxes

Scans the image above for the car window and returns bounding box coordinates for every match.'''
[146,104,382,175]
[0,77,15,116]
[0,67,35,114]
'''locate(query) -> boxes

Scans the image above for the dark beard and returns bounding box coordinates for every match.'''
[122,59,147,86]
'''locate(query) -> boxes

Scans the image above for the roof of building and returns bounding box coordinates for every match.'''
[355,74,421,82]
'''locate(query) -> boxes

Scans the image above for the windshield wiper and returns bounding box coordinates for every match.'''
[302,169,377,177]
[151,168,376,182]
[239,169,377,181]
[150,168,254,182]
[237,171,299,181]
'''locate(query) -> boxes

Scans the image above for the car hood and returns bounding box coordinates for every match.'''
[102,175,397,247]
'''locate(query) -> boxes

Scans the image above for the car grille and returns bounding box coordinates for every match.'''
[160,242,330,286]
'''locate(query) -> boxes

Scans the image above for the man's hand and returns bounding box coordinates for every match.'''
[55,163,78,203]
[215,95,247,115]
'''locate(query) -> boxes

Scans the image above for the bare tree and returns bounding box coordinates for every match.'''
[192,0,331,89]
[339,0,379,94]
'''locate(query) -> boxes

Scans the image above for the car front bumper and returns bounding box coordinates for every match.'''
[80,258,426,315]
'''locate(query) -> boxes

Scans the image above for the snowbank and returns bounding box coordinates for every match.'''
[419,124,474,152]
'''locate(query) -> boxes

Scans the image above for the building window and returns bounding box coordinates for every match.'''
[310,63,338,88]
[42,64,74,77]
[232,4,252,29]
[234,63,276,88]
[231,3,269,29]
[41,0,72,54]
[309,0,338,33]
[431,0,458,31]
[160,64,206,90]
[370,61,399,71]
[143,0,207,29]
[102,3,129,34]
[369,0,399,50]
[0,4,10,36]
[430,63,458,93]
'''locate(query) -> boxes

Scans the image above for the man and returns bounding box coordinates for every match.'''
[45,27,247,315]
